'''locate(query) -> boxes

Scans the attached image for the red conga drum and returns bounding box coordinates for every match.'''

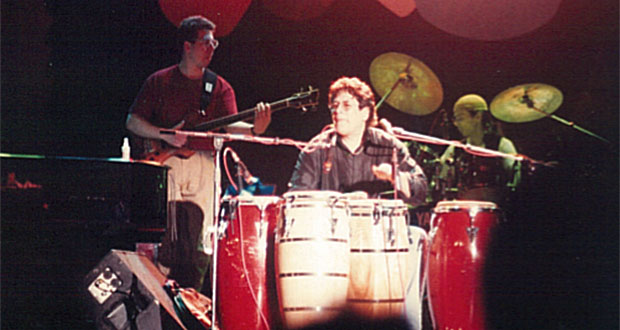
[217,195,283,330]
[427,200,501,330]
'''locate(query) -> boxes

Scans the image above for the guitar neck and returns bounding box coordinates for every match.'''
[193,97,298,132]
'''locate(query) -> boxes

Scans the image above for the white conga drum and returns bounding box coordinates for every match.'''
[276,191,350,329]
[347,198,411,319]
[404,225,429,330]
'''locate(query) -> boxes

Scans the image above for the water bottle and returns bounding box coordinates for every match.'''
[121,137,131,161]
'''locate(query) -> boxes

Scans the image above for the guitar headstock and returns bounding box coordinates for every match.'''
[289,86,320,112]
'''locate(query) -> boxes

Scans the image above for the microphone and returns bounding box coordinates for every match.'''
[391,126,405,134]
[322,134,337,174]
[379,118,394,135]
[229,149,253,184]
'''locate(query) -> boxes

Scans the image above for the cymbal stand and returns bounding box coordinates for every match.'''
[375,64,414,111]
[548,113,609,143]
[520,93,610,143]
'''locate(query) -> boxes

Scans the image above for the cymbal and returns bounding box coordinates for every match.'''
[369,52,443,116]
[490,83,563,123]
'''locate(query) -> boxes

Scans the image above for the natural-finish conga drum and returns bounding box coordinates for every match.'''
[276,191,350,329]
[217,195,283,330]
[427,200,501,330]
[347,198,411,319]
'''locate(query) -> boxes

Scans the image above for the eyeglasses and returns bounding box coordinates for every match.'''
[195,36,219,49]
[329,101,357,114]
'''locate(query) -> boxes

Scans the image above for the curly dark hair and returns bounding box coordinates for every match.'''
[328,77,378,128]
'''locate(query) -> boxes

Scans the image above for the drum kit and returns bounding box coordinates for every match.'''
[170,51,609,330]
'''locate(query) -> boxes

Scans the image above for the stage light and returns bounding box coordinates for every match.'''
[416,0,562,41]
[159,0,251,37]
[262,0,335,21]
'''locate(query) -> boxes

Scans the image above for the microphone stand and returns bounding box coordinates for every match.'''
[392,147,398,200]
[391,127,551,167]
[210,136,223,330]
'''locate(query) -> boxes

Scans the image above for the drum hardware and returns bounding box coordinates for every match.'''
[388,216,396,246]
[428,212,438,233]
[491,83,609,143]
[329,217,338,236]
[466,226,479,243]
[468,205,482,220]
[249,196,276,242]
[372,202,382,225]
[218,197,238,239]
[282,217,294,238]
[257,208,268,243]
[328,196,342,236]
[404,209,411,226]
[369,52,444,115]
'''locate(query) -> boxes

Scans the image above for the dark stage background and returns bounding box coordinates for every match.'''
[2,0,618,329]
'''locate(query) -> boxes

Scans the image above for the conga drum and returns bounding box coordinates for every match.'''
[427,200,501,330]
[276,191,350,329]
[404,225,428,330]
[347,198,411,319]
[217,195,283,330]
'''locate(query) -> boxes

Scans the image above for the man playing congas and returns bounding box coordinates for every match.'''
[281,77,428,329]
[288,76,427,204]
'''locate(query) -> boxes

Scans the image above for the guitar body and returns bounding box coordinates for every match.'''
[132,112,202,164]
[139,138,196,164]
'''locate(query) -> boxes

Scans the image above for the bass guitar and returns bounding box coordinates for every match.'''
[135,87,319,164]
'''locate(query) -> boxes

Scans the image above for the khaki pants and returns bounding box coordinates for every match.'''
[159,151,215,293]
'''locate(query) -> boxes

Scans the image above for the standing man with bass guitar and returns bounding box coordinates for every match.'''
[126,15,271,294]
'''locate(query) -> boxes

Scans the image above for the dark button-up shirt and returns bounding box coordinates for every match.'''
[288,127,428,206]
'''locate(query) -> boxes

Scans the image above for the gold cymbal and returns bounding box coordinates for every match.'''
[490,83,563,123]
[369,52,443,115]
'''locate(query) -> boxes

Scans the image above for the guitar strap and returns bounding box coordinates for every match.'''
[200,69,218,114]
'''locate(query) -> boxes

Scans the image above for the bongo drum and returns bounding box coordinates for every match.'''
[217,195,283,330]
[276,191,350,329]
[427,200,501,330]
[404,225,428,330]
[347,198,411,319]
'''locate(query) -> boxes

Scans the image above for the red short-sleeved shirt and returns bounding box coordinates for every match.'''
[129,64,237,150]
